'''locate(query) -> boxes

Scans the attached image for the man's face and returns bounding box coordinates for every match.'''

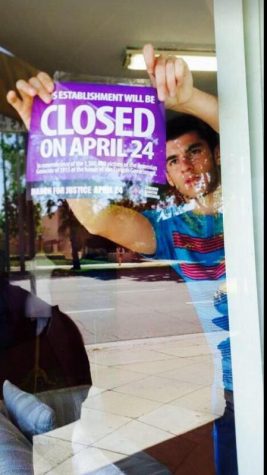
[166,131,219,199]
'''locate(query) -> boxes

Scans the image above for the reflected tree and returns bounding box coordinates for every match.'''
[0,132,41,273]
[46,198,88,270]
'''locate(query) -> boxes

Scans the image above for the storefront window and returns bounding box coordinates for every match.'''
[0,1,263,474]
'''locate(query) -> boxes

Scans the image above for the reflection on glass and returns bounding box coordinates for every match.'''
[65,115,238,474]
[0,133,92,474]
[0,66,238,475]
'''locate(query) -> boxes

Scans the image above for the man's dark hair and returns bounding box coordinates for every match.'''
[166,114,219,151]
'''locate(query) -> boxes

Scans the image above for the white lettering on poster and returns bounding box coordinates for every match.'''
[39,137,154,159]
[39,104,156,160]
[40,105,155,137]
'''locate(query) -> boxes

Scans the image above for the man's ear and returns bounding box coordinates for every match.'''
[214,144,220,166]
[166,171,174,187]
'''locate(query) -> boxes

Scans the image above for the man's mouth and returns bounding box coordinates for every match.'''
[184,175,200,186]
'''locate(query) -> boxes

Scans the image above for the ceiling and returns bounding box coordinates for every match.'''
[0,0,217,121]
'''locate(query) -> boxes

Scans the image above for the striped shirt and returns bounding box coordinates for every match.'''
[143,206,232,391]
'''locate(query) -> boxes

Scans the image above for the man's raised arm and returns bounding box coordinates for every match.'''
[67,199,156,255]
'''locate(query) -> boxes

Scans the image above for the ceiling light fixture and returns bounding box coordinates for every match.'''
[123,47,217,72]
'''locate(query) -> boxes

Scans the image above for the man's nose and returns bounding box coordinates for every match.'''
[180,155,193,173]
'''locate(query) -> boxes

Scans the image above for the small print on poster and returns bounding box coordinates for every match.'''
[26,81,166,204]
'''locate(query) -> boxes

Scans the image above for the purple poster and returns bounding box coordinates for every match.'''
[26,81,166,202]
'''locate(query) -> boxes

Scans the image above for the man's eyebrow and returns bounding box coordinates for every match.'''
[187,142,203,151]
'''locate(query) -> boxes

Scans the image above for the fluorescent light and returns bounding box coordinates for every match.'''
[124,48,217,72]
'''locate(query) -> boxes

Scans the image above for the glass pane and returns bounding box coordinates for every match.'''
[0,2,239,474]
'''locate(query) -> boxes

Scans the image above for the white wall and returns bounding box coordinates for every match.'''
[214,1,264,474]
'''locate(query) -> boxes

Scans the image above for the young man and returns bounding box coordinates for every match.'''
[7,44,237,474]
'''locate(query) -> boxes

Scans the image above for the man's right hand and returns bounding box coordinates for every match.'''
[6,72,54,130]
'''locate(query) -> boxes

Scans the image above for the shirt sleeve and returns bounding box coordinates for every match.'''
[142,209,174,260]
